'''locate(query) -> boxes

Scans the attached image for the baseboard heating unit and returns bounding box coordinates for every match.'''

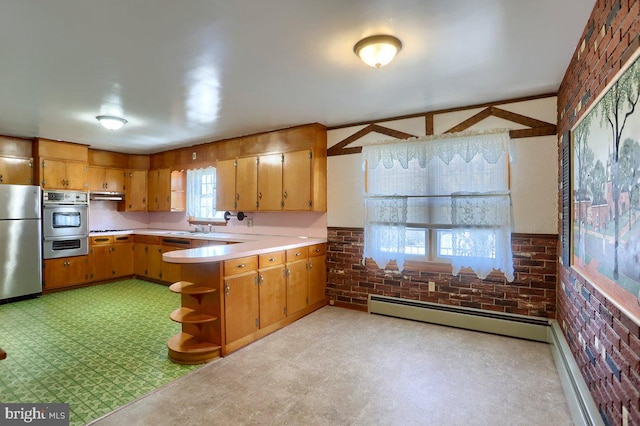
[367,294,603,426]
[368,294,549,342]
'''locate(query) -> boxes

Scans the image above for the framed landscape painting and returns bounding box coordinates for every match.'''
[572,48,640,324]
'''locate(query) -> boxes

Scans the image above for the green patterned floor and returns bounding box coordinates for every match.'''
[0,279,201,425]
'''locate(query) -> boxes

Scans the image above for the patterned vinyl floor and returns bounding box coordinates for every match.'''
[0,279,201,425]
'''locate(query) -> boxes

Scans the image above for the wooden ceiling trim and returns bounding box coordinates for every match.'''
[489,106,553,129]
[327,94,558,156]
[444,107,492,133]
[327,124,415,156]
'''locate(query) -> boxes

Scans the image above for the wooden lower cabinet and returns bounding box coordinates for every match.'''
[43,255,89,290]
[224,271,259,343]
[285,247,309,316]
[166,243,327,363]
[308,244,327,306]
[258,252,287,328]
[90,235,134,282]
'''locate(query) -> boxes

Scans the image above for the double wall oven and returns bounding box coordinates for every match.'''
[42,190,89,259]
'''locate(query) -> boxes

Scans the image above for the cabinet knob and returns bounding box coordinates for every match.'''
[224,282,230,296]
[237,263,246,269]
[236,193,240,200]
[258,192,262,199]
[283,191,287,199]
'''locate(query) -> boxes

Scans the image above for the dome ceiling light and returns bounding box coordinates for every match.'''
[96,115,128,130]
[353,35,402,68]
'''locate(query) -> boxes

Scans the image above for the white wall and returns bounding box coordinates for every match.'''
[327,96,559,234]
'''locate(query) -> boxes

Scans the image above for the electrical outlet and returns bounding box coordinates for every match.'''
[247,218,253,227]
[428,281,435,292]
[192,152,197,160]
[329,300,335,306]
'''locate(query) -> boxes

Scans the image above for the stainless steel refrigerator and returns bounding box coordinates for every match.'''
[0,184,42,302]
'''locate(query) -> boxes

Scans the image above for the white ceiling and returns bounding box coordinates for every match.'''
[0,1,595,154]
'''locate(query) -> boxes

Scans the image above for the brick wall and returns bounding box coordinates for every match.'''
[557,0,640,425]
[327,227,558,318]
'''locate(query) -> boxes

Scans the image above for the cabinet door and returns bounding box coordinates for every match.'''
[224,272,259,343]
[133,244,148,277]
[257,153,283,211]
[43,258,69,289]
[259,265,287,328]
[308,254,327,306]
[147,244,164,281]
[282,150,312,211]
[0,157,32,185]
[127,170,147,211]
[90,244,113,282]
[112,241,133,277]
[65,161,88,190]
[236,157,257,211]
[162,246,183,284]
[105,168,125,192]
[216,159,236,211]
[40,159,67,189]
[157,168,171,211]
[88,166,106,191]
[67,256,89,285]
[147,169,160,211]
[286,259,309,316]
[170,170,186,211]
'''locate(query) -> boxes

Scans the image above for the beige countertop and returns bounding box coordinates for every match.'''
[88,229,326,264]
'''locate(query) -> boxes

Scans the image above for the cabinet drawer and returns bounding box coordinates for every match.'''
[259,251,284,268]
[161,237,192,248]
[90,236,113,246]
[135,235,162,245]
[224,256,258,276]
[113,235,132,244]
[308,243,326,256]
[286,246,308,262]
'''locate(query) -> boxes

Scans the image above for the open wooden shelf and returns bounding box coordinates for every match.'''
[169,281,217,295]
[167,332,221,365]
[169,307,218,324]
[167,278,221,365]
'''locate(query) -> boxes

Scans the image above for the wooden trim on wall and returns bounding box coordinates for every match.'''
[327,124,416,157]
[327,94,558,156]
[326,92,557,130]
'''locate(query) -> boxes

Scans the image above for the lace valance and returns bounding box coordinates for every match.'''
[362,129,511,169]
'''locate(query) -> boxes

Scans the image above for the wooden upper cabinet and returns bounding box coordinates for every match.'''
[148,168,169,211]
[257,153,283,211]
[40,159,88,190]
[170,170,186,212]
[216,158,236,212]
[118,169,147,212]
[89,166,125,192]
[283,150,312,211]
[235,156,257,211]
[34,139,89,190]
[0,156,33,185]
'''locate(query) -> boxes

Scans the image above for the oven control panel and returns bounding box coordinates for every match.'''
[43,190,88,205]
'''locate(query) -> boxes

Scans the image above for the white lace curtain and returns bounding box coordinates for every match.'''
[363,130,514,281]
[186,166,216,219]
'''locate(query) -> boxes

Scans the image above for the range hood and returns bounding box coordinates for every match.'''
[89,191,125,201]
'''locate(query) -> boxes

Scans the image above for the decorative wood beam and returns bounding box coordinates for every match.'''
[490,106,554,129]
[425,113,434,136]
[327,124,415,156]
[509,126,557,138]
[444,107,492,133]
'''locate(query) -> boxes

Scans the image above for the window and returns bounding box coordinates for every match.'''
[363,130,514,281]
[186,167,224,221]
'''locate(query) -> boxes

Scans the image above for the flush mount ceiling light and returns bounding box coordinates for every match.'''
[353,35,402,68]
[96,115,127,130]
